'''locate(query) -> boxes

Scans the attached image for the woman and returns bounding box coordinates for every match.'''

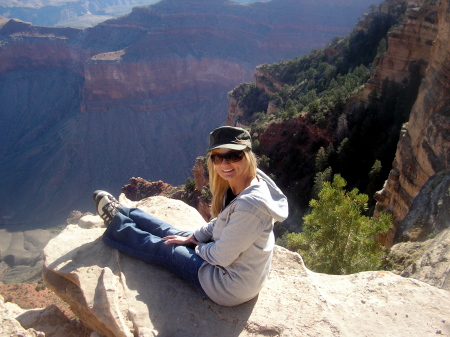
[94,126,288,306]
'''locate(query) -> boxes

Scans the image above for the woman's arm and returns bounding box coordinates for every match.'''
[195,202,266,267]
[163,234,200,246]
[192,218,216,242]
[164,218,217,246]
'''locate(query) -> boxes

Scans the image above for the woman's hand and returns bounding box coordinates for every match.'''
[163,234,201,246]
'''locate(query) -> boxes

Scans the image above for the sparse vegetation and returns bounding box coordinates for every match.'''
[284,175,391,274]
[200,185,212,204]
[48,226,64,234]
[185,177,196,195]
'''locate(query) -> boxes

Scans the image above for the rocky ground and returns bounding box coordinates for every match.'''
[0,280,92,336]
[0,280,69,311]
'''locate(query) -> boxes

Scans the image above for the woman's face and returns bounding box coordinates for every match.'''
[210,148,249,183]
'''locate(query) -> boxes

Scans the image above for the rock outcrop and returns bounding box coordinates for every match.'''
[374,0,450,246]
[120,156,212,221]
[189,157,212,221]
[396,170,450,242]
[363,0,438,97]
[1,293,91,337]
[0,295,44,337]
[43,195,450,337]
[390,227,450,291]
[383,169,450,291]
[121,177,181,201]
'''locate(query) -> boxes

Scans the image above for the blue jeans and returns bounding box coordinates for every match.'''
[102,206,206,294]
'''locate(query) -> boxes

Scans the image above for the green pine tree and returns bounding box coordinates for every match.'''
[287,174,391,275]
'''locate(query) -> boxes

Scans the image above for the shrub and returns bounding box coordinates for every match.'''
[200,185,212,203]
[258,154,270,170]
[185,177,196,194]
[288,174,391,274]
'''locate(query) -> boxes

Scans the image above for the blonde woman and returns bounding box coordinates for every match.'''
[94,126,288,306]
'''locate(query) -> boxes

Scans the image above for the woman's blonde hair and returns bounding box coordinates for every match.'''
[207,148,258,217]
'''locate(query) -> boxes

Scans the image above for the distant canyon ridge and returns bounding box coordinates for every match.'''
[0,0,381,226]
[0,0,261,28]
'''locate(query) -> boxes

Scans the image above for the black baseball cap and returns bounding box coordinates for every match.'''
[208,126,252,152]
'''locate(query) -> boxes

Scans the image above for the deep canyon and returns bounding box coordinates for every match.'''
[0,0,381,227]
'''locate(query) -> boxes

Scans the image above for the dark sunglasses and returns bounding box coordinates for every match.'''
[210,151,245,165]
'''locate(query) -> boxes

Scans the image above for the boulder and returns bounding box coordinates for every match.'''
[0,295,44,337]
[43,195,450,337]
[16,304,89,337]
[385,169,450,291]
[0,293,90,337]
[391,228,450,291]
[397,169,450,242]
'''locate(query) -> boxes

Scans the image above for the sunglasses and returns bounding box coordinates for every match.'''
[210,151,245,165]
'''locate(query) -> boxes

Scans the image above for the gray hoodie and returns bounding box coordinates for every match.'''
[194,169,288,306]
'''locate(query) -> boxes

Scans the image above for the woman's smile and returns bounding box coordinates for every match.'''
[219,165,238,177]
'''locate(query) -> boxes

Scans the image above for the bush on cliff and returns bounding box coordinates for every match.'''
[285,174,391,275]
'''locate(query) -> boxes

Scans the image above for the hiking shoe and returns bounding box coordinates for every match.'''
[93,190,121,225]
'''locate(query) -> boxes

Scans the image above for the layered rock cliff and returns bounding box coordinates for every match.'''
[362,0,438,97]
[226,0,448,243]
[0,0,378,227]
[374,0,450,246]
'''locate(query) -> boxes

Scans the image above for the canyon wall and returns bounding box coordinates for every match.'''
[225,0,448,242]
[374,0,450,246]
[0,0,378,226]
[363,0,438,97]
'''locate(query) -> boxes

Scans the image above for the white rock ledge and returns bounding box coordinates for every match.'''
[43,196,450,337]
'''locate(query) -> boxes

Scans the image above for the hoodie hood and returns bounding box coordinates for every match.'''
[239,169,289,222]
